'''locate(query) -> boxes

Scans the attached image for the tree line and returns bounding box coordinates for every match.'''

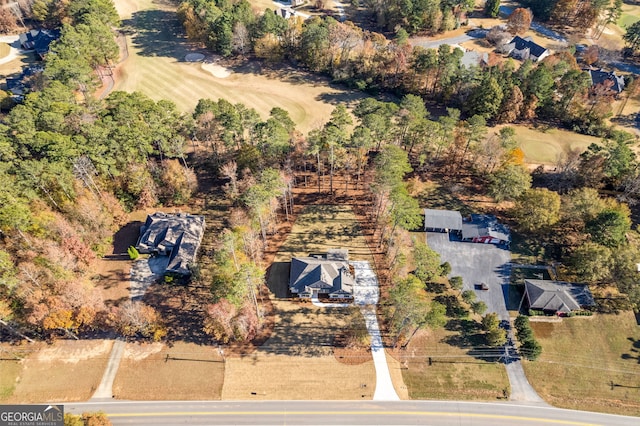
[177,1,630,138]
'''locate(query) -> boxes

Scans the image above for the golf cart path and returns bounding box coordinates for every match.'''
[312,260,401,401]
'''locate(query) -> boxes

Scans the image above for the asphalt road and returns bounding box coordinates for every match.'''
[63,400,639,425]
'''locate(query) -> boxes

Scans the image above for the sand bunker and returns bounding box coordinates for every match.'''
[202,61,231,78]
[185,52,205,62]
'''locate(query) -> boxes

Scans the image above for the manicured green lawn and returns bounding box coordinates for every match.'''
[523,312,640,416]
[505,125,601,165]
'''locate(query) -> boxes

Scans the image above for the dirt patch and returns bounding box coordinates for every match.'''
[35,340,112,364]
[333,333,372,365]
[221,353,376,400]
[122,342,163,361]
[530,321,555,339]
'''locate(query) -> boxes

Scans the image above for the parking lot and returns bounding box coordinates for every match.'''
[425,232,511,321]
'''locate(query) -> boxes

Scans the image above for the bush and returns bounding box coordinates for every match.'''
[449,276,463,291]
[471,300,487,315]
[461,290,476,303]
[440,261,452,276]
[521,338,542,360]
[127,246,139,260]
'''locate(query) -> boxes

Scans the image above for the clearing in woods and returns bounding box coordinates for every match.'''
[221,205,381,400]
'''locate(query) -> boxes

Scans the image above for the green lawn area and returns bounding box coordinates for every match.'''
[506,125,601,165]
[619,13,640,29]
[523,312,640,416]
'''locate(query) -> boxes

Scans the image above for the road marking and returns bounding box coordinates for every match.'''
[105,410,600,425]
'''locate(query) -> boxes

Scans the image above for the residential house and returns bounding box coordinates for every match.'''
[136,212,206,276]
[19,29,60,59]
[461,214,510,246]
[424,209,463,233]
[503,36,549,62]
[289,249,355,299]
[524,279,595,315]
[584,68,625,95]
[291,0,304,6]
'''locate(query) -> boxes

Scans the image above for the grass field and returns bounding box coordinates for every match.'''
[523,312,640,416]
[398,328,511,401]
[618,4,640,29]
[503,125,602,165]
[111,0,361,134]
[0,43,10,60]
[113,341,225,400]
[4,340,112,403]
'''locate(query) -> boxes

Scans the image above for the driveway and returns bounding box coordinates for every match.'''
[426,232,511,318]
[411,29,487,50]
[310,260,401,401]
[426,232,546,404]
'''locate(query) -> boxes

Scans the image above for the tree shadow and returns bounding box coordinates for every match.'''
[621,337,640,364]
[124,9,194,60]
[267,262,290,298]
[112,221,143,254]
[442,319,502,362]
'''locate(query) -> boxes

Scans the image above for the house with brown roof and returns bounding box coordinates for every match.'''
[524,279,595,315]
[289,249,355,299]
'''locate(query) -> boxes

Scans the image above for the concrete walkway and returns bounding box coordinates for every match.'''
[91,339,125,400]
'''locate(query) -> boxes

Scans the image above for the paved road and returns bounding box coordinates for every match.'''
[63,400,639,425]
[426,232,544,403]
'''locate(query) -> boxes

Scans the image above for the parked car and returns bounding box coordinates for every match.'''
[476,282,489,290]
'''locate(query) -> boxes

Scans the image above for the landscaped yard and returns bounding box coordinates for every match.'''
[523,312,640,416]
[113,341,225,400]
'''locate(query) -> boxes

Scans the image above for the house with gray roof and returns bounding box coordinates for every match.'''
[136,212,206,276]
[503,36,549,62]
[525,279,595,315]
[424,209,463,233]
[584,68,625,94]
[289,249,355,299]
[461,214,509,246]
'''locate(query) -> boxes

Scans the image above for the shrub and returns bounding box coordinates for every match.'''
[521,338,542,360]
[449,276,463,291]
[440,261,452,276]
[127,246,139,260]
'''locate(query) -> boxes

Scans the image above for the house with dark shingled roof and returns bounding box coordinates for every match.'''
[289,249,355,299]
[136,212,205,276]
[524,279,595,315]
[504,36,549,62]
